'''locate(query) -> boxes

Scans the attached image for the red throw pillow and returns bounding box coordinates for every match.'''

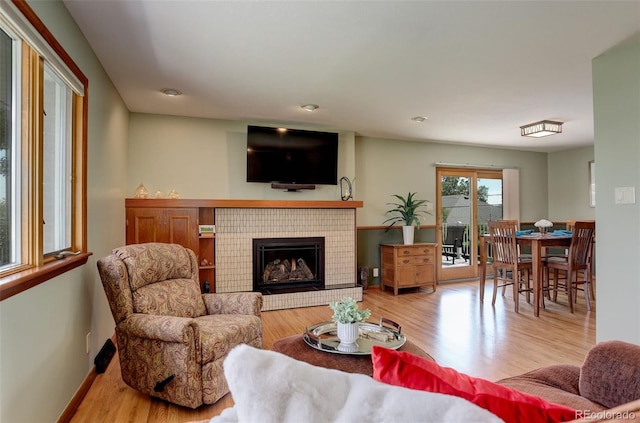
[372,346,576,423]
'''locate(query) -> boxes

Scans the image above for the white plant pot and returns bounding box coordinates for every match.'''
[336,322,359,345]
[402,225,415,245]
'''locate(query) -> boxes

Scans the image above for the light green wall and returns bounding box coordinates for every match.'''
[354,136,549,227]
[547,146,595,221]
[128,113,355,201]
[593,38,640,344]
[0,1,129,422]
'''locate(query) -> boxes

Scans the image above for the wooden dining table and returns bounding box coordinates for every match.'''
[479,232,572,316]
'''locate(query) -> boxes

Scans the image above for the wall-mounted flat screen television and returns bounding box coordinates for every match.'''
[246,125,339,189]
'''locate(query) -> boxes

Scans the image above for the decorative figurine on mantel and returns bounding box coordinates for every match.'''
[340,176,354,201]
[134,183,148,198]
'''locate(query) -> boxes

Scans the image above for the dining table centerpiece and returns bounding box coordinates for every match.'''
[534,219,553,235]
[329,297,371,348]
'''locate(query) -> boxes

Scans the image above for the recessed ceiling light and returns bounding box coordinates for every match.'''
[411,116,428,122]
[161,88,182,97]
[301,104,319,112]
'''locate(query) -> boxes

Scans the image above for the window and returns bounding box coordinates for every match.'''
[0,25,20,270]
[43,64,73,255]
[0,0,88,300]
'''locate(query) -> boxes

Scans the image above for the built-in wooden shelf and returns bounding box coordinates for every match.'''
[125,199,363,209]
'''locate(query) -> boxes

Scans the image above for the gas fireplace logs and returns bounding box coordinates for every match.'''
[262,258,314,283]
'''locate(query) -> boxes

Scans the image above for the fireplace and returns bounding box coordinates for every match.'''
[253,237,325,294]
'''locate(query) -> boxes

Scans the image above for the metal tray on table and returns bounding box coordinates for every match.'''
[303,317,406,355]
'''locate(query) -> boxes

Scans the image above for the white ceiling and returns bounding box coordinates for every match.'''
[63,0,640,153]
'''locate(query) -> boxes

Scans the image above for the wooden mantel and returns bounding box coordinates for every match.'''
[125,198,363,209]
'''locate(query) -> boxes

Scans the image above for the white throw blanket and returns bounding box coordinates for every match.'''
[211,345,503,423]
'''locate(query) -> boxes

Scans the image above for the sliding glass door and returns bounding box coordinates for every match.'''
[437,167,503,281]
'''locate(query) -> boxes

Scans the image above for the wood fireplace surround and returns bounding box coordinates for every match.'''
[125,199,363,311]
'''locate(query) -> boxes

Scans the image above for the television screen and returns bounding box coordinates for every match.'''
[247,126,338,186]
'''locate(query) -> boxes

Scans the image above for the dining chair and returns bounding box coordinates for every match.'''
[543,221,596,313]
[488,220,533,313]
[574,219,596,301]
[541,219,575,297]
[544,219,596,301]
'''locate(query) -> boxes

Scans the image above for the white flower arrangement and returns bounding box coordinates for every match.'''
[534,219,553,234]
[534,219,553,228]
[329,297,371,324]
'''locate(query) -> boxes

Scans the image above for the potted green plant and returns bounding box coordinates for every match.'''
[383,192,431,245]
[329,297,371,348]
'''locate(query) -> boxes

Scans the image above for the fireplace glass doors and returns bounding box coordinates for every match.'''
[253,237,324,293]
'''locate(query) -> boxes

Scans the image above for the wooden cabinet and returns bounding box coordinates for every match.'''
[380,243,437,295]
[125,205,212,292]
[126,207,199,252]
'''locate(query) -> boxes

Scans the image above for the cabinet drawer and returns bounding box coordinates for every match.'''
[397,246,433,257]
[396,255,433,266]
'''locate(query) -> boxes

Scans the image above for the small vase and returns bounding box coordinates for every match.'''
[402,225,415,245]
[336,322,359,345]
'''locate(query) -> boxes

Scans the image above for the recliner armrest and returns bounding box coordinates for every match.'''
[118,313,196,343]
[202,292,263,317]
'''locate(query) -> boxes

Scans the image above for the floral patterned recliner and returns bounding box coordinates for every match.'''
[97,242,263,408]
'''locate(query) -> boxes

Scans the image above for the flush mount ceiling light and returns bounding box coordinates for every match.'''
[520,120,563,137]
[160,88,182,97]
[301,104,319,112]
[411,116,428,122]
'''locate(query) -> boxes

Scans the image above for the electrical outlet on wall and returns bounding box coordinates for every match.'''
[373,268,379,277]
[86,332,91,354]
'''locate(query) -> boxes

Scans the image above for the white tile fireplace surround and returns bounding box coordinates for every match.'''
[215,206,362,311]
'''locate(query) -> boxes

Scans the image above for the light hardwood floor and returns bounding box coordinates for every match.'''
[69,280,596,423]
